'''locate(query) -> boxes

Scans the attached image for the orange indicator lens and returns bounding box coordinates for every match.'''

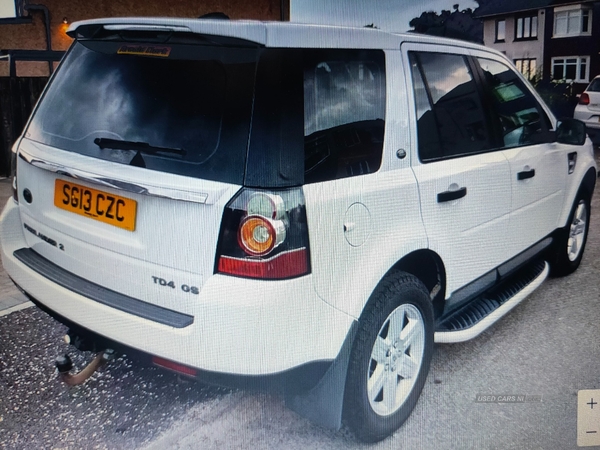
[239,216,276,256]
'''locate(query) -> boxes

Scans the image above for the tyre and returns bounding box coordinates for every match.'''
[344,271,434,442]
[549,190,591,277]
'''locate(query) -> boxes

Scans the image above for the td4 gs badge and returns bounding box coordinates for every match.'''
[152,276,199,295]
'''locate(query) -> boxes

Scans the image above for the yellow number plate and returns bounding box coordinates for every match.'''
[54,180,137,231]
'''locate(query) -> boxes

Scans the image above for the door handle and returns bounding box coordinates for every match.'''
[517,169,535,180]
[437,186,467,203]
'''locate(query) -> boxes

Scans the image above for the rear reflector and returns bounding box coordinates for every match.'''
[217,248,308,279]
[152,356,197,377]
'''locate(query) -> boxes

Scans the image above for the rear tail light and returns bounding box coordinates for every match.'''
[216,187,311,280]
[579,92,590,105]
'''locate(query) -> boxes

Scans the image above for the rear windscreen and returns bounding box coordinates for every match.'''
[587,78,600,92]
[26,40,258,185]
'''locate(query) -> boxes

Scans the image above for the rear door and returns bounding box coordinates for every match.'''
[404,45,512,298]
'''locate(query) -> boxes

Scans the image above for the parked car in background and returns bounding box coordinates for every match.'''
[574,75,600,142]
[0,17,596,442]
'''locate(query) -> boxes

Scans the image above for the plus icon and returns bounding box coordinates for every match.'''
[588,398,598,409]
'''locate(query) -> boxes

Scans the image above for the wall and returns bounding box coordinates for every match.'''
[482,11,545,77]
[0,0,282,76]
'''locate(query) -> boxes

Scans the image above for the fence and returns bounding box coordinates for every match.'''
[0,77,48,176]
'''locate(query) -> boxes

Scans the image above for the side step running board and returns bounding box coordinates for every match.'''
[434,260,548,344]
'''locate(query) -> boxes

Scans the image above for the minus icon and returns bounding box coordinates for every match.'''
[586,431,598,434]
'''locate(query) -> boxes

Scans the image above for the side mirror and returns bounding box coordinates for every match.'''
[556,118,587,146]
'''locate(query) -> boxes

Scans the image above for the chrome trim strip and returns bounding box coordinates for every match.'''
[18,150,208,204]
[104,24,191,32]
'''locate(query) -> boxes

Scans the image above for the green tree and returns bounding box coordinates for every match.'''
[409,3,484,43]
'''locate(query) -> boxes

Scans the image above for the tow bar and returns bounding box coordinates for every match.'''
[55,332,116,385]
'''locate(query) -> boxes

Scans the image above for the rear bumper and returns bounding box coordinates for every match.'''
[0,199,356,377]
[573,110,600,131]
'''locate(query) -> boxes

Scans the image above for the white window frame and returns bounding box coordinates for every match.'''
[0,0,26,20]
[553,4,592,37]
[551,56,590,83]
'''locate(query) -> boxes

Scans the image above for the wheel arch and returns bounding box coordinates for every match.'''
[384,249,446,319]
[290,250,445,434]
[580,166,597,200]
[558,166,597,228]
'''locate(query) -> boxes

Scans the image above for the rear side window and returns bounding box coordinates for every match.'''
[246,49,386,187]
[303,50,385,183]
[27,40,258,184]
[409,52,493,161]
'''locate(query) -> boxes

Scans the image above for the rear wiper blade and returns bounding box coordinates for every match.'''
[93,138,186,155]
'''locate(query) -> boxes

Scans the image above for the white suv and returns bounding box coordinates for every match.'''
[0,18,596,442]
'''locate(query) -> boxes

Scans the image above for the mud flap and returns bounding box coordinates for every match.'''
[284,321,358,430]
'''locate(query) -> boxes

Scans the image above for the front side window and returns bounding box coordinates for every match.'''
[516,14,538,39]
[477,57,551,148]
[552,56,590,82]
[409,52,492,161]
[554,6,592,37]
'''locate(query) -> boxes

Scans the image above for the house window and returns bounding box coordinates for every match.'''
[514,58,537,80]
[551,56,590,82]
[516,15,538,39]
[496,19,506,42]
[0,0,26,21]
[553,5,592,37]
[0,1,16,19]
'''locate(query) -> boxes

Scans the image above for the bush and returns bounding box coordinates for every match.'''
[533,78,577,118]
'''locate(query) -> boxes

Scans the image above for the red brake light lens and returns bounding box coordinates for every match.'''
[579,92,590,105]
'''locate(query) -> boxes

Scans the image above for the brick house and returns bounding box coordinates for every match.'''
[475,0,600,93]
[0,0,288,77]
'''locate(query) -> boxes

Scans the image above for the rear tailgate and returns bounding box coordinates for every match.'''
[16,139,240,314]
[13,33,259,315]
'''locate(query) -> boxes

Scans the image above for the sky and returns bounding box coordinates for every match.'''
[0,0,15,19]
[291,0,480,33]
